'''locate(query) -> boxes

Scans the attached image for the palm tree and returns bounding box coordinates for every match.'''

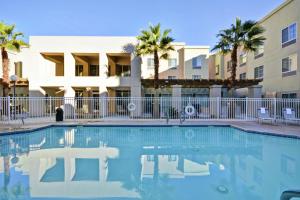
[212,18,265,87]
[0,21,28,96]
[136,23,175,89]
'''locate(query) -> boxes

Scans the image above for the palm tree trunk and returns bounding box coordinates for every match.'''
[1,47,10,97]
[154,50,159,89]
[230,45,238,85]
[228,45,238,118]
[153,50,160,118]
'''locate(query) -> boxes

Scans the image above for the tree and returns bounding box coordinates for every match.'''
[0,21,28,96]
[136,23,175,89]
[212,18,265,88]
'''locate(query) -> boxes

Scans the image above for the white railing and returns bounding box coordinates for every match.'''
[0,97,300,124]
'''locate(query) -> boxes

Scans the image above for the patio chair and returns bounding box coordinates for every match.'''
[283,108,300,125]
[258,107,275,124]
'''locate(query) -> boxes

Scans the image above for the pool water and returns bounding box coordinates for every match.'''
[0,126,299,200]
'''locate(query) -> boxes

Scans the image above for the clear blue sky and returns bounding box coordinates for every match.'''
[1,0,284,47]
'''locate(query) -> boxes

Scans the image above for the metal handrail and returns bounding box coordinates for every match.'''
[165,111,169,124]
[180,111,185,124]
[280,190,300,200]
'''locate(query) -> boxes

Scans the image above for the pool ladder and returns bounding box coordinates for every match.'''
[165,111,169,124]
[280,190,300,200]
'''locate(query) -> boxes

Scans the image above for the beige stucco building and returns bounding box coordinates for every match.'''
[209,0,300,98]
[0,36,210,98]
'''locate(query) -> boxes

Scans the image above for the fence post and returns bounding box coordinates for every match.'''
[7,96,10,122]
[102,96,105,119]
[49,96,52,118]
[217,97,220,119]
[274,98,277,121]
[245,97,248,121]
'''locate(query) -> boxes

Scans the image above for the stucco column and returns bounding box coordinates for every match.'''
[130,54,142,90]
[64,52,75,80]
[209,85,222,98]
[130,55,142,117]
[63,86,75,119]
[99,53,108,79]
[248,85,263,119]
[172,85,182,114]
[99,86,108,117]
[209,85,222,119]
[248,85,262,98]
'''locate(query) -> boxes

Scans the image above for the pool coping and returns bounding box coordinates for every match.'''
[1,123,300,140]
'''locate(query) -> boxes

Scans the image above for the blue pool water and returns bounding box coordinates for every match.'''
[0,126,299,200]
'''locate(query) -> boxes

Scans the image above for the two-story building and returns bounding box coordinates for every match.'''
[2,36,210,98]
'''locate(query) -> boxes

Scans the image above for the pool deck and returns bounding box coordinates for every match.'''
[0,120,300,139]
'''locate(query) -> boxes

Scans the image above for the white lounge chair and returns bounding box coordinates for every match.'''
[283,108,300,125]
[258,107,275,124]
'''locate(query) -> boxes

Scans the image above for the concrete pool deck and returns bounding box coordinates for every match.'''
[0,120,300,139]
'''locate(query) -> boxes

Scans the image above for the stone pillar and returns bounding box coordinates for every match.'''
[248,85,262,98]
[172,85,182,114]
[209,85,222,119]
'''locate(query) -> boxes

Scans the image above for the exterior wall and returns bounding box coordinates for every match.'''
[141,43,185,79]
[0,51,29,96]
[11,36,209,98]
[247,0,300,98]
[209,0,300,98]
[19,36,138,97]
[182,46,210,79]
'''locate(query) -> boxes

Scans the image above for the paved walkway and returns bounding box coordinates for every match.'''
[1,120,300,138]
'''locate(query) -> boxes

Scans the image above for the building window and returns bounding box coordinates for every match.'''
[254,45,264,58]
[89,65,99,76]
[282,23,297,47]
[147,58,154,69]
[282,93,297,99]
[254,66,264,79]
[239,52,247,66]
[116,64,131,77]
[14,62,22,78]
[75,65,83,76]
[168,58,177,69]
[192,75,201,80]
[227,61,232,72]
[192,56,202,68]
[215,64,220,75]
[239,73,246,80]
[282,54,297,74]
[168,76,176,80]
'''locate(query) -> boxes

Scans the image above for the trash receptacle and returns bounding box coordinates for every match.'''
[56,107,64,122]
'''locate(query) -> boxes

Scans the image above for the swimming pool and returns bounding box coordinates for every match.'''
[0,126,299,200]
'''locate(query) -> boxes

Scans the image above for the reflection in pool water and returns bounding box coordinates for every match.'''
[0,126,299,200]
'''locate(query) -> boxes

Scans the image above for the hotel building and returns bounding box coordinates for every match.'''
[209,0,300,98]
[0,36,210,98]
